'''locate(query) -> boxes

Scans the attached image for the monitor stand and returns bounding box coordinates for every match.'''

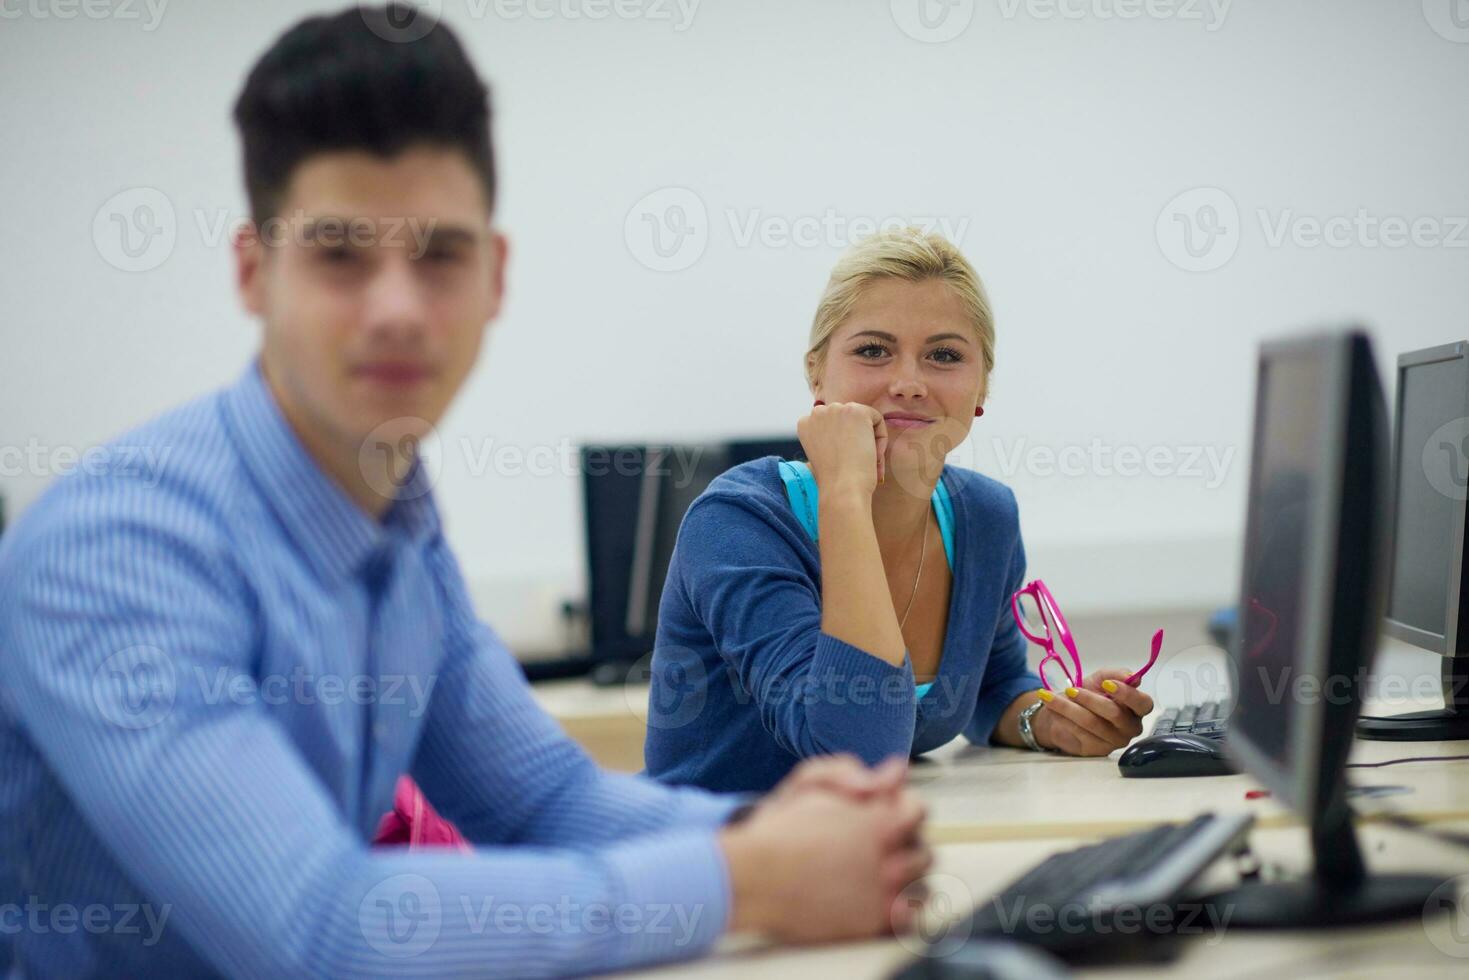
[1200,796,1449,928]
[1356,654,1469,740]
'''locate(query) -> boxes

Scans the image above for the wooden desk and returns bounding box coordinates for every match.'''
[911,732,1469,843]
[617,822,1469,979]
[907,640,1469,841]
[538,634,1469,977]
[536,680,1469,841]
[532,632,1468,825]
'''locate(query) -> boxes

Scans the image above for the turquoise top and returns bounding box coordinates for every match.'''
[775,460,954,698]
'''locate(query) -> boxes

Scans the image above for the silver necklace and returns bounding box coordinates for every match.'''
[897,513,929,631]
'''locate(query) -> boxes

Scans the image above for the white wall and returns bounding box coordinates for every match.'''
[4,1,1469,649]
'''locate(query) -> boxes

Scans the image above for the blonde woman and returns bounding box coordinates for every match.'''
[644,228,1154,792]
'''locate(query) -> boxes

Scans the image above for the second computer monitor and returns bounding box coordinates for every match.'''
[1359,341,1469,739]
[1384,341,1469,653]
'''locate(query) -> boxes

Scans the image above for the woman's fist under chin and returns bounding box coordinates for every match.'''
[798,401,889,494]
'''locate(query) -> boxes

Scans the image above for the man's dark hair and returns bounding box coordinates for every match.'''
[233,3,495,227]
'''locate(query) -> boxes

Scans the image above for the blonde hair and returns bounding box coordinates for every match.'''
[804,227,995,393]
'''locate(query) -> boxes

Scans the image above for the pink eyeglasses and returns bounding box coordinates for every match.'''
[1010,578,1163,693]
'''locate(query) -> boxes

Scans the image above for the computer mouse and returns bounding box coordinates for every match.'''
[1117,733,1238,778]
[890,939,1071,979]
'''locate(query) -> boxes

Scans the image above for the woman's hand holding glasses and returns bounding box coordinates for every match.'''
[1011,578,1160,756]
[1029,668,1155,756]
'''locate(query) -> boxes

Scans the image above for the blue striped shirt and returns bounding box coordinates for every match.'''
[0,362,741,979]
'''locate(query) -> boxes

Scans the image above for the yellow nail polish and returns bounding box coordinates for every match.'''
[1102,679,1119,694]
[1036,689,1054,703]
[1065,687,1080,699]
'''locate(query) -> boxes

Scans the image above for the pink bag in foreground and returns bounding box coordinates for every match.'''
[373,776,470,850]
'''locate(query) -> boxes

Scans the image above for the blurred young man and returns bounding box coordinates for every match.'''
[0,6,929,976]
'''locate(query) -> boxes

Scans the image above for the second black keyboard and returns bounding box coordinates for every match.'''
[1151,699,1229,738]
[928,812,1253,962]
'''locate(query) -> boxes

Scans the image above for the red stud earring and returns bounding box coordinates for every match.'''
[975,406,985,417]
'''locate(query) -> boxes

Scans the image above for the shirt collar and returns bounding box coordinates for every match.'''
[222,360,442,584]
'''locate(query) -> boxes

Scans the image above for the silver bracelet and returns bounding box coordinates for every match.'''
[1017,698,1047,752]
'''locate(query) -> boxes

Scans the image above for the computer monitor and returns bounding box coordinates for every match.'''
[582,438,801,684]
[1214,329,1446,926]
[1358,341,1469,739]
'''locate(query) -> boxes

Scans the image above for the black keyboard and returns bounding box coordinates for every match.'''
[926,812,1253,962]
[1151,699,1229,738]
